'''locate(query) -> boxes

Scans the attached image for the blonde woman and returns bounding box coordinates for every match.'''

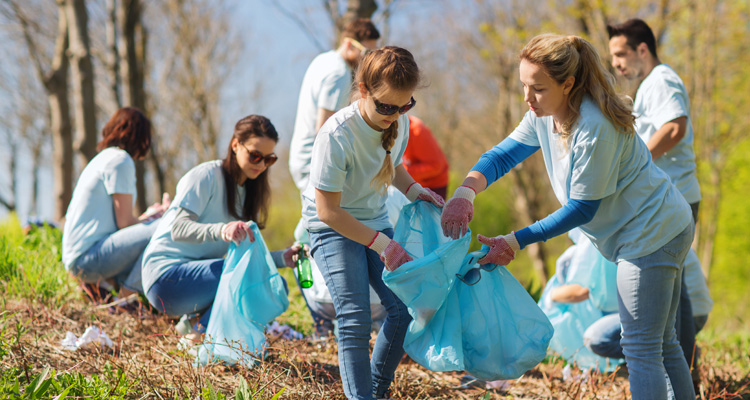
[441,34,695,399]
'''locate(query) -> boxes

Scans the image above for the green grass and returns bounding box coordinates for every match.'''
[0,215,77,307]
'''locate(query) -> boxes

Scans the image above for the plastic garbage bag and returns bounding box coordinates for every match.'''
[565,234,618,313]
[196,222,289,367]
[383,201,554,380]
[539,241,623,372]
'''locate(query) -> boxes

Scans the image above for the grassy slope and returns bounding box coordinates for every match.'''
[1,214,748,398]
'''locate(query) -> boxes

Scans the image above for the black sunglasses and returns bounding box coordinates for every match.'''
[243,146,278,166]
[372,96,417,115]
[456,248,498,286]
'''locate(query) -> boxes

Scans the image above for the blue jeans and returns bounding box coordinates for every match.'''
[615,223,695,400]
[309,228,411,400]
[70,219,159,293]
[146,258,225,329]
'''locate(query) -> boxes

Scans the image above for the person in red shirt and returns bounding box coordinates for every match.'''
[403,115,450,199]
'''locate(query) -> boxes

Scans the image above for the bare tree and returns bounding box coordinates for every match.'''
[66,0,98,166]
[2,0,73,222]
[147,0,242,190]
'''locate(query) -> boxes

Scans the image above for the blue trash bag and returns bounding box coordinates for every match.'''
[565,234,619,313]
[196,222,289,367]
[538,244,624,372]
[383,201,554,380]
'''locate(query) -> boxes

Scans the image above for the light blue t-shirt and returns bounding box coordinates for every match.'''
[289,50,353,191]
[141,160,244,293]
[62,147,136,268]
[509,97,691,261]
[302,101,409,232]
[634,64,701,204]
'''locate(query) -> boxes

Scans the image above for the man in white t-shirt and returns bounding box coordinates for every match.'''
[608,18,701,220]
[607,18,703,384]
[289,18,380,191]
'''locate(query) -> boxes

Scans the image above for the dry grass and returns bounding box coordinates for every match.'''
[3,295,748,400]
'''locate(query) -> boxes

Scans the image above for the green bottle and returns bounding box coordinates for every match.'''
[296,248,313,289]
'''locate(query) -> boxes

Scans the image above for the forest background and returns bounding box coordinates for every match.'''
[0,0,748,338]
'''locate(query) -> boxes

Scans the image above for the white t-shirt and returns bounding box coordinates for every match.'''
[634,64,701,204]
[141,161,244,293]
[289,50,353,191]
[62,147,136,268]
[302,101,409,232]
[509,97,691,261]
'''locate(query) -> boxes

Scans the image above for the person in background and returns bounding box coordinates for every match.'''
[402,115,449,199]
[441,34,695,399]
[608,18,703,376]
[62,107,169,305]
[289,18,380,192]
[141,115,297,345]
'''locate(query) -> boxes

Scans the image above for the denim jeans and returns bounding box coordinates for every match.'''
[309,228,411,400]
[146,258,225,329]
[70,219,159,293]
[585,305,708,361]
[616,223,695,400]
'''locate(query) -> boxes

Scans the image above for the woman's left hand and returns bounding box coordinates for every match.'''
[405,182,445,208]
[477,232,520,266]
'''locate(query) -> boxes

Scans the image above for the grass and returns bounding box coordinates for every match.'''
[1,215,749,399]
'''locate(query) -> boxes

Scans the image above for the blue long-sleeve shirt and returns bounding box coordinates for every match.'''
[471,138,601,249]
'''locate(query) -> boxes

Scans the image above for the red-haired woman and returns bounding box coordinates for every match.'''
[62,107,169,301]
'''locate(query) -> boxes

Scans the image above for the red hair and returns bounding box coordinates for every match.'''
[97,107,152,159]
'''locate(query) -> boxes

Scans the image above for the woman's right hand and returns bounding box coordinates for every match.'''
[440,186,476,239]
[221,221,255,244]
[368,232,412,271]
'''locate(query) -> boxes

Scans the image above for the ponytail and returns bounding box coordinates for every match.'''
[353,46,422,194]
[370,120,399,194]
[520,34,635,141]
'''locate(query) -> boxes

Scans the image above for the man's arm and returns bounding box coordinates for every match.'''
[647,116,687,160]
[315,108,336,134]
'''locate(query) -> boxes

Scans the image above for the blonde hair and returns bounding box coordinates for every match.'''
[519,34,635,140]
[354,46,421,194]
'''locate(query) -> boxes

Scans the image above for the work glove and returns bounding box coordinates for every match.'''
[405,182,445,208]
[440,185,476,239]
[477,232,520,266]
[368,232,413,271]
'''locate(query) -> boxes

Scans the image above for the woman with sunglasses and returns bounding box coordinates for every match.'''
[441,34,695,399]
[142,115,298,344]
[301,47,443,400]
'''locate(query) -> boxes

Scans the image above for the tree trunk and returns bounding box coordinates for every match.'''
[119,0,150,211]
[106,0,122,108]
[66,0,98,167]
[49,3,74,223]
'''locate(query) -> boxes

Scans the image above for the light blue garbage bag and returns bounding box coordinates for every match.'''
[383,201,554,380]
[564,233,619,313]
[196,222,289,367]
[538,241,624,372]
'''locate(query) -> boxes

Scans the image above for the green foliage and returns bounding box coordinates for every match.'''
[709,138,750,332]
[0,214,77,307]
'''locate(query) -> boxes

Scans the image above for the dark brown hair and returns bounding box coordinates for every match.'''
[97,107,152,159]
[221,115,278,228]
[606,18,658,58]
[354,46,421,194]
[341,18,380,42]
